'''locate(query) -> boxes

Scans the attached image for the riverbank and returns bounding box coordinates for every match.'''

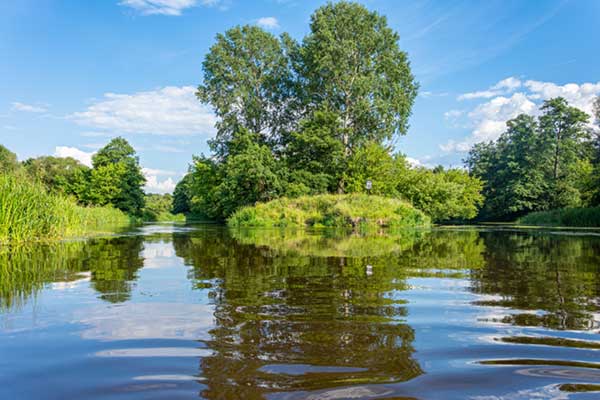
[0,174,131,243]
[518,207,600,228]
[228,194,431,229]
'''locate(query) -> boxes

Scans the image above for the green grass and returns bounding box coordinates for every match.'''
[228,194,431,229]
[518,207,600,227]
[0,173,130,243]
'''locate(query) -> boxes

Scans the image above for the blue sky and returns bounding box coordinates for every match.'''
[1,0,599,192]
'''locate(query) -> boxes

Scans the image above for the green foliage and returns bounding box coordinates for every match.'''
[0,145,20,174]
[300,1,418,149]
[171,173,193,214]
[519,207,600,227]
[141,194,185,222]
[197,25,292,157]
[467,98,594,220]
[23,155,89,197]
[84,137,146,214]
[228,194,430,229]
[343,142,398,195]
[0,173,129,243]
[186,2,426,221]
[283,110,345,193]
[397,165,484,222]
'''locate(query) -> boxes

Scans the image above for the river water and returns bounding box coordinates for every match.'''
[0,224,599,399]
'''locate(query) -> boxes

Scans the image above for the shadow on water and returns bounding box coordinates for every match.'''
[0,225,599,399]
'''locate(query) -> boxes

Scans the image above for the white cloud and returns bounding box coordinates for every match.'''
[70,86,216,136]
[142,167,179,193]
[54,146,94,167]
[442,77,600,153]
[11,102,47,113]
[142,167,178,176]
[444,109,464,119]
[119,0,219,16]
[144,175,177,194]
[256,17,280,29]
[458,77,522,100]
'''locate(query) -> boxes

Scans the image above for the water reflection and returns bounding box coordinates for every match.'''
[0,226,599,399]
[173,229,423,397]
[472,231,600,330]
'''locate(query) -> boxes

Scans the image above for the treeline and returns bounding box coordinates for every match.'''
[0,137,182,242]
[172,1,483,223]
[467,97,600,221]
[1,137,146,215]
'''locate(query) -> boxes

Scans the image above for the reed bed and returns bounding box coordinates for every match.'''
[0,174,129,243]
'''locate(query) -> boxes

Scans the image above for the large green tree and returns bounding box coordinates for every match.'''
[197,25,292,158]
[538,97,590,208]
[467,114,548,219]
[84,138,146,214]
[300,2,418,167]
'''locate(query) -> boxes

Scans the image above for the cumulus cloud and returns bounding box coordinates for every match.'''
[119,0,219,16]
[256,17,280,29]
[54,146,94,167]
[142,167,179,193]
[11,102,47,113]
[442,77,600,153]
[70,86,216,136]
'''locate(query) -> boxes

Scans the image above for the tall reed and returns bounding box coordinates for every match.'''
[0,173,129,243]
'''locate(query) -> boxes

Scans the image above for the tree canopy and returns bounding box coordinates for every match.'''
[466,97,595,220]
[182,1,470,222]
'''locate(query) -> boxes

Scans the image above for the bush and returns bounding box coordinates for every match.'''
[228,194,430,229]
[519,207,600,227]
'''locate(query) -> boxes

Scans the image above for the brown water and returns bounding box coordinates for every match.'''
[0,225,598,399]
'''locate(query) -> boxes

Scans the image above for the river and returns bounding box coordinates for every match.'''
[0,224,598,399]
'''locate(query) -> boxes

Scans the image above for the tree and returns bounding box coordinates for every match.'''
[0,145,19,174]
[23,156,89,197]
[172,173,193,215]
[343,142,398,195]
[300,1,418,183]
[397,162,483,222]
[284,110,345,194]
[197,25,292,158]
[86,137,146,214]
[538,97,590,208]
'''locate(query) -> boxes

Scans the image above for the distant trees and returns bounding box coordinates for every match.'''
[23,156,89,198]
[466,97,594,220]
[2,137,147,216]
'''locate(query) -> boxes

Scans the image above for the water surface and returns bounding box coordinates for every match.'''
[0,225,599,399]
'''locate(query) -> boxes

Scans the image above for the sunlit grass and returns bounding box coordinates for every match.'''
[0,173,130,243]
[519,207,600,227]
[228,193,431,229]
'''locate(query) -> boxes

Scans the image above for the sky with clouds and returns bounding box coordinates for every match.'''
[1,0,599,192]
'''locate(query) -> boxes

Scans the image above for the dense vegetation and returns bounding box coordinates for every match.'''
[173,1,483,225]
[0,137,183,242]
[467,97,600,222]
[519,207,600,227]
[228,194,430,228]
[0,174,129,243]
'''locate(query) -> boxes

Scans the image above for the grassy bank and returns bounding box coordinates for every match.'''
[0,174,130,243]
[228,194,430,229]
[519,207,600,227]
